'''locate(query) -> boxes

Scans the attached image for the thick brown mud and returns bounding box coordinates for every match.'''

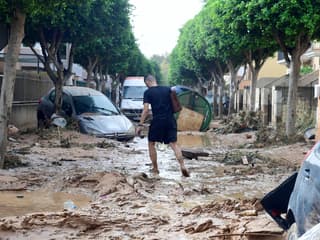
[0,127,311,239]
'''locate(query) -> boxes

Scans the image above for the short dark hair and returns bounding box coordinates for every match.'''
[144,74,156,83]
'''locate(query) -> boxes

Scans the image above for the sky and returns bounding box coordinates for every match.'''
[129,0,204,58]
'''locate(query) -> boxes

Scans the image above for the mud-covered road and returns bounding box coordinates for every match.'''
[0,123,312,240]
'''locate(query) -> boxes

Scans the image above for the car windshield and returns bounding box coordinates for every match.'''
[73,95,119,115]
[123,86,147,99]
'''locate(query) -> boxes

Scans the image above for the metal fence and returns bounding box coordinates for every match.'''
[0,70,53,103]
[0,71,53,129]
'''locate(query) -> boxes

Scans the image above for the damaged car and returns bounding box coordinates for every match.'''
[37,86,135,141]
[261,141,320,239]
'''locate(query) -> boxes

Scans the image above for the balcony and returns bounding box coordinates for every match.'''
[277,41,320,64]
[301,41,320,61]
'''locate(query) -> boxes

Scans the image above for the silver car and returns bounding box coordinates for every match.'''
[37,86,135,141]
[261,141,320,239]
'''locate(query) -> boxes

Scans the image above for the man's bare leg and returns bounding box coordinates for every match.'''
[148,141,159,174]
[169,142,190,177]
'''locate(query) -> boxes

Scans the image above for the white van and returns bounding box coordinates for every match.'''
[120,76,148,121]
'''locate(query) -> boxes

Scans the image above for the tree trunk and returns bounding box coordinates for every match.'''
[212,81,218,118]
[86,61,93,83]
[286,53,301,137]
[54,80,63,114]
[111,75,120,106]
[249,67,258,112]
[227,61,237,116]
[86,57,98,89]
[228,76,236,116]
[218,84,224,117]
[0,9,25,168]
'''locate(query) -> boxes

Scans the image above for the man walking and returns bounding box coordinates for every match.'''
[137,74,190,177]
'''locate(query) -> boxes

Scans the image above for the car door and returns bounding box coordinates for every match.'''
[61,94,73,117]
[288,142,320,236]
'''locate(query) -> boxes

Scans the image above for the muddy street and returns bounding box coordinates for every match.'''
[0,124,312,240]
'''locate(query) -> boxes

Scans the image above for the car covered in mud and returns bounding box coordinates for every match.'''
[37,86,135,141]
[261,141,320,239]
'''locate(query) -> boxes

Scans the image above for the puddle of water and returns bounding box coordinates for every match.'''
[178,134,211,148]
[0,190,91,217]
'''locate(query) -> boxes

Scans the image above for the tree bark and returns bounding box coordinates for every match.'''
[110,74,120,106]
[0,9,25,168]
[212,81,218,118]
[249,66,258,112]
[246,51,265,112]
[227,61,238,116]
[86,57,98,89]
[30,29,74,114]
[286,52,301,137]
[218,83,224,117]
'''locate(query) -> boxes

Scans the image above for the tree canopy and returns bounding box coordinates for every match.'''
[169,0,320,135]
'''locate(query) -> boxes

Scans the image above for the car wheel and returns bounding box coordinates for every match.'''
[286,223,298,240]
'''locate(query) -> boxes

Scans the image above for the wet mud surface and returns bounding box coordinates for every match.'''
[0,123,312,239]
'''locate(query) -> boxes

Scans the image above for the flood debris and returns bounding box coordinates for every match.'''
[12,147,31,155]
[96,140,116,149]
[180,198,284,239]
[185,219,213,234]
[303,127,315,141]
[8,125,19,136]
[0,176,27,191]
[0,124,308,239]
[95,172,127,196]
[239,209,258,217]
[242,156,249,165]
[216,111,261,134]
[182,148,210,160]
[255,126,306,148]
[59,158,77,162]
[177,107,204,131]
[216,150,261,166]
[4,154,28,169]
[60,136,71,148]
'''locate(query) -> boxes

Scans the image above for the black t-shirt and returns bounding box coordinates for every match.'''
[143,86,173,120]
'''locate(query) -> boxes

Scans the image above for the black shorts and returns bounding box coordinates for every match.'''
[148,117,177,144]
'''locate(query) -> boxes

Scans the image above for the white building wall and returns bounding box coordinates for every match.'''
[272,86,283,128]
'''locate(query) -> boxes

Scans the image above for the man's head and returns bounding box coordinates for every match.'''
[144,74,157,88]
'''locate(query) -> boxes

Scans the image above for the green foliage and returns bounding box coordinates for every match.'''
[0,0,39,22]
[150,54,169,85]
[168,17,208,86]
[74,0,133,75]
[24,0,92,45]
[246,0,320,60]
[0,1,8,20]
[300,65,313,75]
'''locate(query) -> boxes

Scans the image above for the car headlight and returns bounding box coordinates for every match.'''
[128,124,135,135]
[83,125,104,135]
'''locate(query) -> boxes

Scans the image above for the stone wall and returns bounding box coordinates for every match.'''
[279,87,316,128]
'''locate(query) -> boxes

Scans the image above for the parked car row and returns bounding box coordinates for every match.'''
[37,86,135,141]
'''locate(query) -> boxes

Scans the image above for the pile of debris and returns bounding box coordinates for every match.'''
[255,125,305,147]
[216,111,262,134]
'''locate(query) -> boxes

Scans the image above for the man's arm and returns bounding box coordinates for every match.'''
[139,103,150,125]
